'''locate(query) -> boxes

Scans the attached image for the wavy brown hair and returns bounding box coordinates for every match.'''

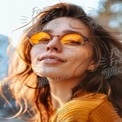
[1,2,122,121]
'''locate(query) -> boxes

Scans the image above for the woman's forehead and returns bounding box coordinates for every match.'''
[43,17,90,36]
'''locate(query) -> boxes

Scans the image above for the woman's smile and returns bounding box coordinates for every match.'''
[39,54,67,64]
[30,17,94,79]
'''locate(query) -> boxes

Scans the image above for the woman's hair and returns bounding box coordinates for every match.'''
[1,2,122,121]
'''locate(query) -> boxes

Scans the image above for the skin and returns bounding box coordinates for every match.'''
[30,17,95,108]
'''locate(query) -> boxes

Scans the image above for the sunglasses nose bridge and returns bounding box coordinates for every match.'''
[50,34,62,44]
[46,33,61,45]
[53,35,61,39]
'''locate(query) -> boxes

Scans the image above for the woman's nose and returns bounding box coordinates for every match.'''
[46,37,62,52]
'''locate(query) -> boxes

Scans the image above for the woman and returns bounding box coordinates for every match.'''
[0,2,122,122]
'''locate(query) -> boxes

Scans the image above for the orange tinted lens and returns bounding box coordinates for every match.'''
[61,34,83,45]
[30,32,51,45]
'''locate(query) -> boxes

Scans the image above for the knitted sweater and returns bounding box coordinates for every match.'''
[50,93,122,122]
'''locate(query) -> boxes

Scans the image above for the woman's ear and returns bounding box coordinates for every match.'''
[87,60,96,72]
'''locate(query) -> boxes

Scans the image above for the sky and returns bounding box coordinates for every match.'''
[0,0,100,46]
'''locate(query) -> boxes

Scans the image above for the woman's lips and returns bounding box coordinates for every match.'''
[39,55,67,64]
[43,58,62,64]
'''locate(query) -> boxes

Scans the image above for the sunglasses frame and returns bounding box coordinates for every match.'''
[28,31,89,46]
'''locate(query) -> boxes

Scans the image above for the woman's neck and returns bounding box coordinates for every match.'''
[48,78,81,109]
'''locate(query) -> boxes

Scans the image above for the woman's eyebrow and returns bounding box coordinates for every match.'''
[41,29,53,33]
[62,30,83,35]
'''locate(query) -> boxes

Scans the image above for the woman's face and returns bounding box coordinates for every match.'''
[30,17,94,81]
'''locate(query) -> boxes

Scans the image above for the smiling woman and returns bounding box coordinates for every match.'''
[0,2,122,122]
[30,17,93,82]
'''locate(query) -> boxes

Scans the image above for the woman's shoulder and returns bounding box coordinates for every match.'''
[62,93,108,111]
[50,93,113,122]
[51,93,122,122]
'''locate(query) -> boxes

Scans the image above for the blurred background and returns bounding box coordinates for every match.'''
[0,0,122,121]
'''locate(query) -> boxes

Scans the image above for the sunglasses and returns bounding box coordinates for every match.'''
[29,31,89,47]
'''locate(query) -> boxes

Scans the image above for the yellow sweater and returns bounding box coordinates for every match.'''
[50,93,122,122]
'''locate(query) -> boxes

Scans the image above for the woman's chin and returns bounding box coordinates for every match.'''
[37,72,71,81]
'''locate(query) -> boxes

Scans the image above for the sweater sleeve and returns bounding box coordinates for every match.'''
[51,108,88,122]
[50,100,91,122]
[89,101,122,122]
[50,94,122,122]
[50,97,104,122]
